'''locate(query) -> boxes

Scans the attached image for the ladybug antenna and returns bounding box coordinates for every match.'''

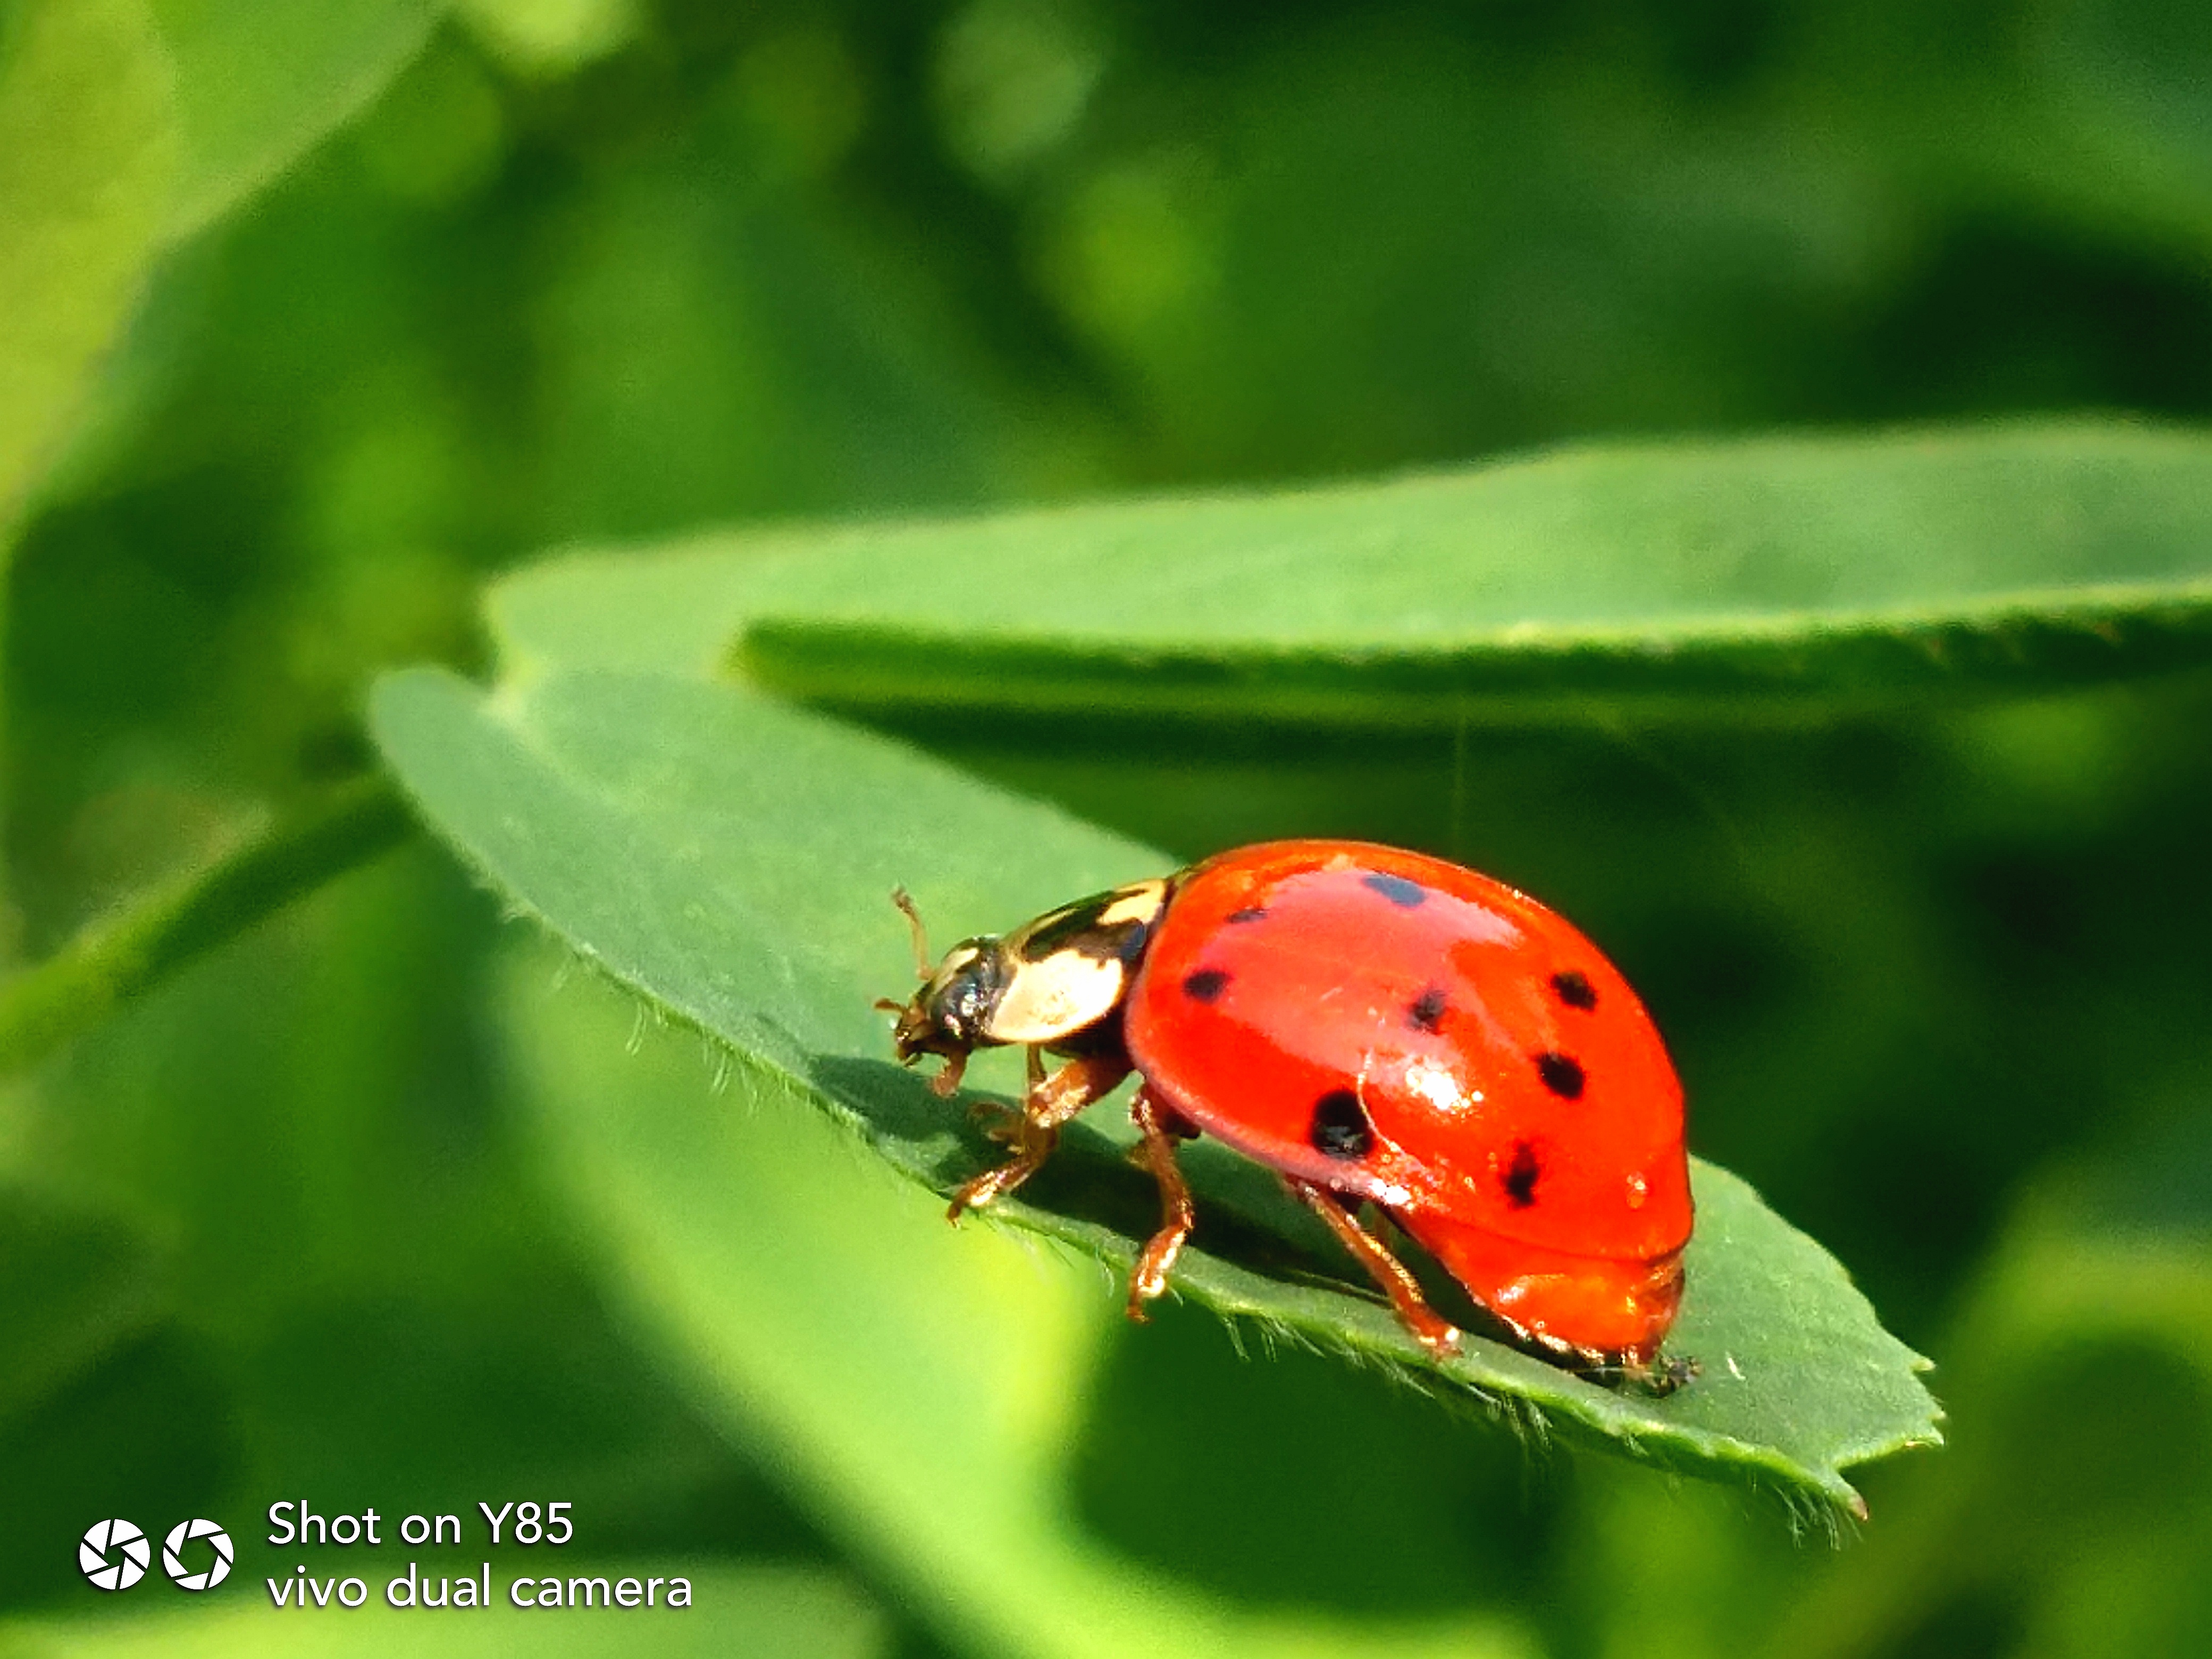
[890,885,933,979]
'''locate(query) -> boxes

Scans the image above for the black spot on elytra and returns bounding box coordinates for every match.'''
[1503,1141,1542,1207]
[1535,1051,1586,1100]
[1407,985,1448,1033]
[1550,969,1597,1010]
[1310,1090,1373,1159]
[1226,905,1269,924]
[1182,968,1231,1003]
[1361,872,1427,908]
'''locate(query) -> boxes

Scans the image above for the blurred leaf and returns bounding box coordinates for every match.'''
[0,844,820,1611]
[486,422,2212,731]
[0,779,412,1077]
[0,0,448,540]
[12,843,512,1320]
[0,1192,162,1428]
[370,663,1940,1514]
[1,1563,883,1657]
[0,0,176,538]
[527,138,1053,543]
[1764,1101,2212,1658]
[1064,1296,1573,1618]
[1009,11,2212,473]
[497,936,1541,1659]
[455,0,635,80]
[150,0,445,240]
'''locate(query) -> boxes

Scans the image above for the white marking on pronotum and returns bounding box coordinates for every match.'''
[987,953,1126,1044]
[1095,879,1169,927]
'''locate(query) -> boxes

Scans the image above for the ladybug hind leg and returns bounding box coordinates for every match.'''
[1285,1179,1461,1356]
[947,1052,1131,1221]
[1124,1089,1199,1320]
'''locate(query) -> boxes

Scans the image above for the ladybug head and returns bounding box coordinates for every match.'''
[877,879,1167,1097]
[876,888,1012,1096]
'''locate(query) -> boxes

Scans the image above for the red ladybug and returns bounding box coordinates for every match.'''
[881,840,1694,1384]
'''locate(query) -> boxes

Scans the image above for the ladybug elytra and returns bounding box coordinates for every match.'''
[881,840,1694,1386]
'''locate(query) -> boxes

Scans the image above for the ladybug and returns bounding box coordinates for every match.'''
[880,840,1694,1384]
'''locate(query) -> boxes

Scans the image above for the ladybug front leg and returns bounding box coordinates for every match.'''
[1284,1179,1461,1356]
[946,1053,1132,1220]
[1125,1088,1198,1320]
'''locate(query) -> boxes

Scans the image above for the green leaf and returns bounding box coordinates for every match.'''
[1762,1104,2212,1657]
[151,0,445,241]
[0,0,445,541]
[369,663,1941,1516]
[495,934,1541,1659]
[2,1564,883,1657]
[0,1193,163,1431]
[488,421,2212,729]
[0,0,177,535]
[0,840,822,1614]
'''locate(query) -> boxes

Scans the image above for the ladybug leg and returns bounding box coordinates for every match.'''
[966,1096,1021,1144]
[1125,1088,1197,1320]
[963,1047,1045,1145]
[1581,1352,1699,1397]
[947,1054,1132,1221]
[1284,1179,1462,1356]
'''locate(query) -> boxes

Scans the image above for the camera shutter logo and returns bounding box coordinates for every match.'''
[79,1520,150,1590]
[162,1519,233,1590]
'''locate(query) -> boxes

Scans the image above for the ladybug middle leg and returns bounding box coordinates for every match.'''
[964,1046,1044,1146]
[1284,1178,1462,1355]
[1125,1088,1198,1320]
[947,1052,1132,1221]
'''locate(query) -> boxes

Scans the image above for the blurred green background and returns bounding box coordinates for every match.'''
[5,0,2212,1655]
